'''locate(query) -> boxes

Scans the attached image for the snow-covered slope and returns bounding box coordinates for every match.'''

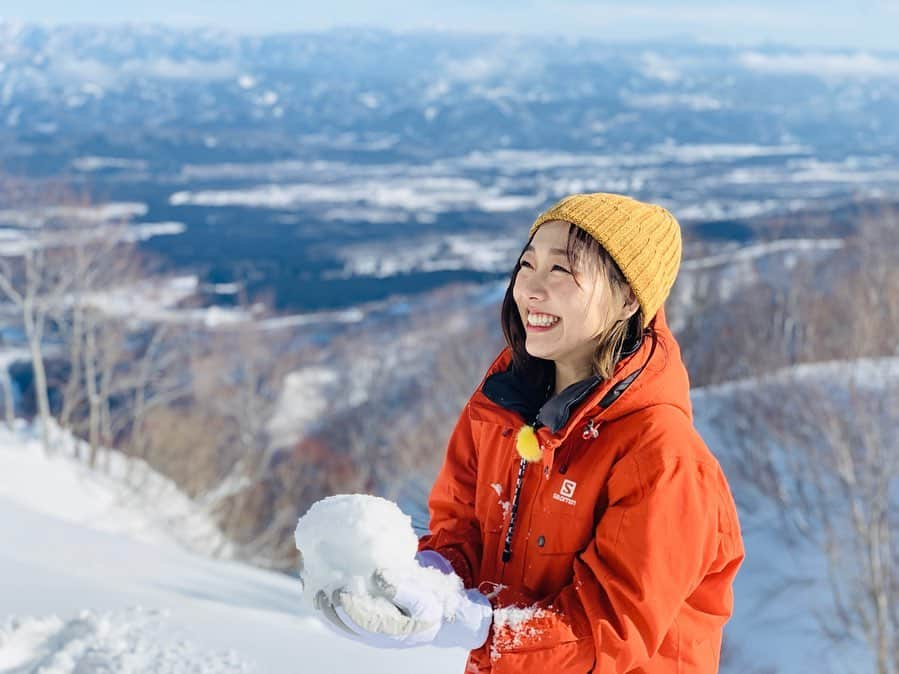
[2,352,894,673]
[0,422,469,673]
[0,419,231,556]
[692,357,898,674]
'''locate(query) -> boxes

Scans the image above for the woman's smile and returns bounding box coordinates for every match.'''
[525,310,561,331]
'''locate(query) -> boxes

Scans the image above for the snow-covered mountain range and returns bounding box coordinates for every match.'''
[2,23,898,313]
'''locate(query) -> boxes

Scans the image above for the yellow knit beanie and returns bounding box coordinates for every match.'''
[529,192,682,329]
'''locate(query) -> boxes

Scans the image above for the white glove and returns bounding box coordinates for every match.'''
[314,568,443,649]
[415,550,493,650]
[311,551,493,650]
[416,548,457,575]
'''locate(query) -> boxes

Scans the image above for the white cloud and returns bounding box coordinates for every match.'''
[121,57,238,81]
[54,56,238,84]
[739,50,899,78]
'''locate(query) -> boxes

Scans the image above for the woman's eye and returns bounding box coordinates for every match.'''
[518,260,570,273]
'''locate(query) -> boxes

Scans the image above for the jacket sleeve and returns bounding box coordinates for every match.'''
[486,451,743,674]
[417,401,483,589]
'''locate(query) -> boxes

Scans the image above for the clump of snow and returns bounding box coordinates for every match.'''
[294,494,464,619]
[490,605,548,661]
[295,494,418,594]
[0,607,253,673]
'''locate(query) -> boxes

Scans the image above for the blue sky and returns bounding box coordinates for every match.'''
[1,0,897,51]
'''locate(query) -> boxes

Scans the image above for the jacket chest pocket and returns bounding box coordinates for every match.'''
[522,512,594,597]
[477,489,511,588]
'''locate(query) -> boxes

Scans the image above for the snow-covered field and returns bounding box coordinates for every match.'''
[1,353,893,673]
[163,144,899,231]
[0,422,469,673]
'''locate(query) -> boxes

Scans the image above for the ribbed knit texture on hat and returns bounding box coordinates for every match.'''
[529,193,682,328]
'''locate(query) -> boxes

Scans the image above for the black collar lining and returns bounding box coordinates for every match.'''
[481,316,645,433]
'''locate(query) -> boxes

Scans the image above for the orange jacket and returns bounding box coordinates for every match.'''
[419,307,744,674]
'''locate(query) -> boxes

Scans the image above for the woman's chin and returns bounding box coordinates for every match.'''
[524,343,555,361]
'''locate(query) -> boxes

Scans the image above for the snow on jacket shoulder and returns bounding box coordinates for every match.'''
[418,306,745,674]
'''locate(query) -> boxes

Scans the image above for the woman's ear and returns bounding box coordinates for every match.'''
[623,289,640,319]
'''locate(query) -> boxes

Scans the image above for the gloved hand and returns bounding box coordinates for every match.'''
[309,550,493,650]
[315,568,443,648]
[414,549,494,649]
[415,548,456,575]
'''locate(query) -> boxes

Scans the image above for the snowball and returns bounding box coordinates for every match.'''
[294,493,465,619]
[295,493,418,591]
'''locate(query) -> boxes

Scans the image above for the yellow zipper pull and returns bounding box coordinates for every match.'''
[515,424,542,462]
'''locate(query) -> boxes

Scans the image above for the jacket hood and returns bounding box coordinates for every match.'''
[474,305,693,446]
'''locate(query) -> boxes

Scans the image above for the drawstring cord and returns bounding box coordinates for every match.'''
[502,456,528,563]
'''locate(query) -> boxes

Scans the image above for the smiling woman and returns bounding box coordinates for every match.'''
[506,219,642,394]
[318,192,745,674]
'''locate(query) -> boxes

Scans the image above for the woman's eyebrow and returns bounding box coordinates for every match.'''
[523,245,568,256]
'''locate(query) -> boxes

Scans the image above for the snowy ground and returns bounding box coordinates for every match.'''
[1,354,893,673]
[692,358,898,674]
[0,422,468,674]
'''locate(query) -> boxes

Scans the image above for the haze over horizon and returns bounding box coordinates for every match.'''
[1,0,898,52]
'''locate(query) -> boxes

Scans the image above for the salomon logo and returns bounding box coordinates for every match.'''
[552,479,577,506]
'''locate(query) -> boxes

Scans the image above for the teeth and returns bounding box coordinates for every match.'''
[527,312,560,327]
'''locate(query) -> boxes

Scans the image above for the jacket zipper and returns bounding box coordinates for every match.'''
[502,415,542,564]
[502,415,604,560]
[558,417,602,475]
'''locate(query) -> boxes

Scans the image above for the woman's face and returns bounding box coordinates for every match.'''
[512,220,622,372]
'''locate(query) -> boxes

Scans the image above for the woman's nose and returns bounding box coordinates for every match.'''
[522,274,547,300]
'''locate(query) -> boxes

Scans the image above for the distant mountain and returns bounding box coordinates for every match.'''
[1,24,897,312]
[2,24,897,162]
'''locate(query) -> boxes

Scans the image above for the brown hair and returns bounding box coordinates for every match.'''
[500,222,644,389]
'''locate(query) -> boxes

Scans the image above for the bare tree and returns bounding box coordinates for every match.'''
[717,204,899,674]
[117,322,193,463]
[0,240,76,450]
[0,362,14,428]
[52,222,149,465]
[727,368,897,674]
[0,176,158,453]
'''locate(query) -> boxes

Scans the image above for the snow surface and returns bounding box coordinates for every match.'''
[325,233,523,279]
[2,347,893,672]
[168,176,543,215]
[0,419,231,557]
[691,358,898,674]
[0,425,471,673]
[0,607,253,673]
[738,50,899,78]
[0,203,149,228]
[78,275,250,328]
[679,238,843,272]
[158,138,899,237]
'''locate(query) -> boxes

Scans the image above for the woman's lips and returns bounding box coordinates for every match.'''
[525,313,561,332]
[527,322,559,332]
